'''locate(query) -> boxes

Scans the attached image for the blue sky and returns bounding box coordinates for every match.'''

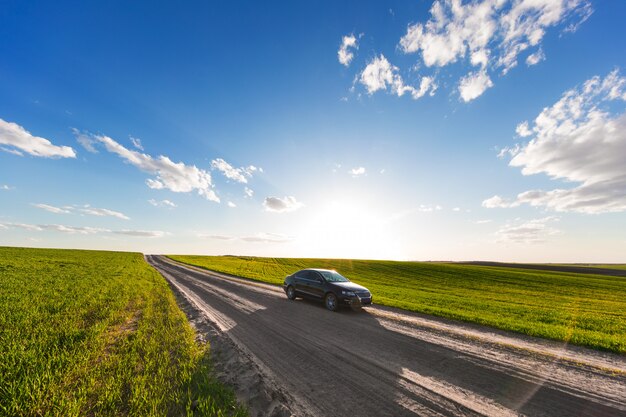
[1,0,625,261]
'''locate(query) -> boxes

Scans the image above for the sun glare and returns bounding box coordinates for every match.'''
[296,201,406,260]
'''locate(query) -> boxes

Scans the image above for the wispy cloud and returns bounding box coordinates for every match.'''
[31,203,72,214]
[1,118,76,158]
[240,232,294,243]
[227,201,237,208]
[73,131,220,202]
[130,135,144,151]
[197,233,236,240]
[526,48,545,66]
[485,70,626,214]
[495,217,560,244]
[1,184,13,191]
[112,230,166,238]
[74,128,98,153]
[211,158,261,184]
[148,199,177,208]
[417,204,443,213]
[263,196,304,213]
[349,166,366,177]
[79,205,130,220]
[2,222,109,234]
[2,222,167,238]
[32,203,130,219]
[244,187,254,198]
[199,232,294,243]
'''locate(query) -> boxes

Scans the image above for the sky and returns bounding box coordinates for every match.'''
[1,0,625,262]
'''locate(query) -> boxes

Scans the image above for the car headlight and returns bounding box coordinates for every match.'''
[341,290,356,296]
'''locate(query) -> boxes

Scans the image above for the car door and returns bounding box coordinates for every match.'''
[306,271,325,299]
[294,270,310,296]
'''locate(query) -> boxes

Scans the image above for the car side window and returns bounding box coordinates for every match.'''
[297,271,319,281]
[308,271,322,282]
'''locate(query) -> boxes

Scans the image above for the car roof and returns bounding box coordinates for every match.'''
[302,268,335,272]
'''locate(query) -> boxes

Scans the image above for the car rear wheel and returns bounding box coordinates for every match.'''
[286,286,296,300]
[325,292,338,312]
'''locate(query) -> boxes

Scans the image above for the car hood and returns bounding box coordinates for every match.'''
[331,281,369,292]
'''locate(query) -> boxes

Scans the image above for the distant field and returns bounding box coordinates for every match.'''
[168,255,626,354]
[0,247,246,417]
[564,264,626,271]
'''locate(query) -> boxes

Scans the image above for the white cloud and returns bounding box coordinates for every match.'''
[396,0,591,100]
[112,230,166,238]
[211,158,260,184]
[526,48,545,66]
[2,222,109,234]
[32,203,130,219]
[227,201,237,208]
[360,55,436,99]
[488,70,626,214]
[4,222,164,237]
[199,232,294,243]
[32,203,72,214]
[130,136,144,151]
[244,187,254,198]
[349,166,366,177]
[452,207,461,212]
[562,1,593,34]
[498,0,590,73]
[482,195,517,208]
[459,70,493,102]
[474,219,492,224]
[399,0,500,67]
[240,232,294,243]
[338,34,358,66]
[79,205,130,220]
[74,131,219,202]
[0,118,76,158]
[148,199,177,208]
[263,196,304,213]
[417,204,443,212]
[6,222,45,231]
[515,121,532,137]
[43,224,109,234]
[1,184,13,191]
[0,147,24,156]
[197,233,235,240]
[74,129,98,153]
[495,216,560,244]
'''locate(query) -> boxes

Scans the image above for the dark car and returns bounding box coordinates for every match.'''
[283,268,372,311]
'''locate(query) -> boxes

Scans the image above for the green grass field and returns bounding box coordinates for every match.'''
[0,247,246,417]
[168,255,626,354]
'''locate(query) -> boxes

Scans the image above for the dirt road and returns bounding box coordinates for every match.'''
[147,255,626,417]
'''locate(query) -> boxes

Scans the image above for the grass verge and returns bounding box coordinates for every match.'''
[168,255,626,354]
[0,247,247,417]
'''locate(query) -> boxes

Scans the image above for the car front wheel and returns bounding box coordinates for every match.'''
[325,293,338,312]
[286,286,296,300]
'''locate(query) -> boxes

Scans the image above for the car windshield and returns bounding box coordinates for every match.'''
[319,270,349,282]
